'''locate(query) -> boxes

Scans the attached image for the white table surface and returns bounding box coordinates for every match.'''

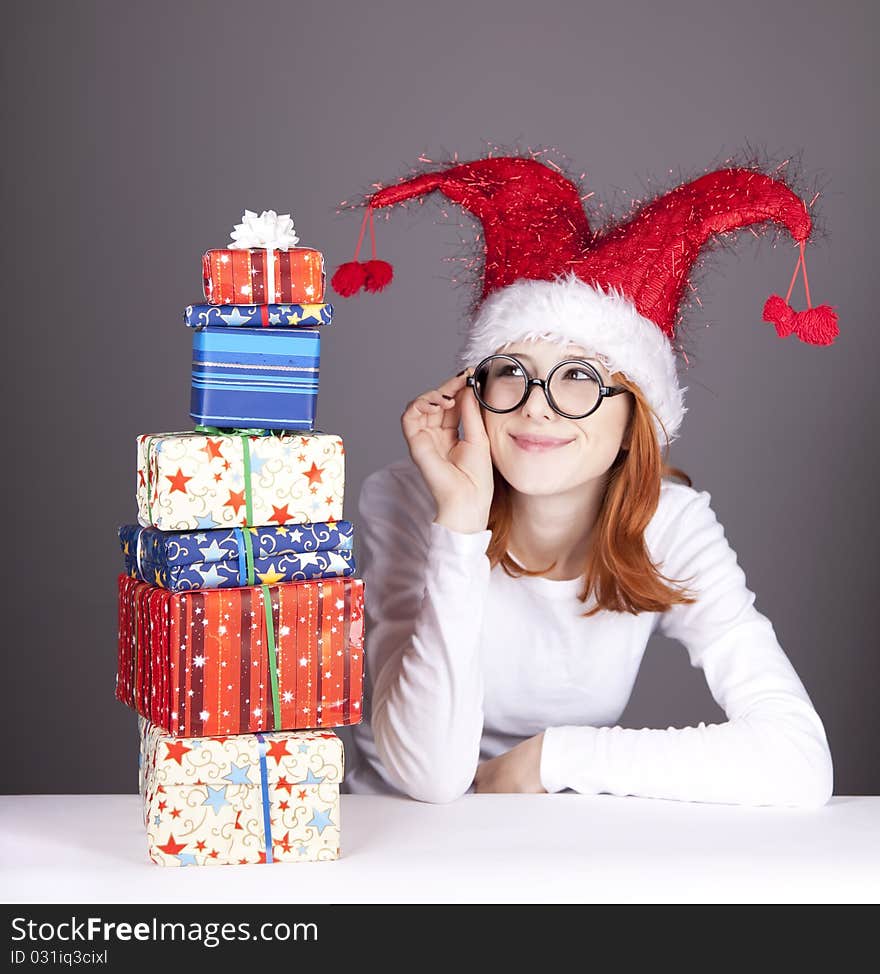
[2,794,878,904]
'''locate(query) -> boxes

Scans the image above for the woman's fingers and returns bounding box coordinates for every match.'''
[402,398,450,436]
[436,370,470,397]
[435,371,472,429]
[459,376,489,445]
[405,372,469,417]
[402,380,461,430]
[401,371,474,457]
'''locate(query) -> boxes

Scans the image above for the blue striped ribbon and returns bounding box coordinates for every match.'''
[232,527,256,587]
[255,733,274,864]
[233,528,247,585]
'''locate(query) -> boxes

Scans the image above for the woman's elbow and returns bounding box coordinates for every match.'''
[372,734,476,804]
[381,758,475,804]
[405,777,473,804]
[761,731,834,808]
[785,752,834,808]
[371,707,481,804]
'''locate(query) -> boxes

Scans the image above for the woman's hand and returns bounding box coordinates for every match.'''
[401,369,494,534]
[472,733,548,794]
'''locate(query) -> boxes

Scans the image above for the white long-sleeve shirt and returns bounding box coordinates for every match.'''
[342,457,833,807]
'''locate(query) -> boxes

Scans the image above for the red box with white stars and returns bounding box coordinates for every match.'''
[202,247,324,304]
[117,575,364,737]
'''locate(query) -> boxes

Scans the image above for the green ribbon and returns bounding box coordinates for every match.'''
[194,427,282,725]
[261,584,282,731]
[242,527,256,587]
[241,434,254,526]
[194,425,275,528]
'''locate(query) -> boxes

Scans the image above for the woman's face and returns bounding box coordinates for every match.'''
[478,340,634,496]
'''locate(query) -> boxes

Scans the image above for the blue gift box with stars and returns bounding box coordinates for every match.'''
[118,520,355,591]
[184,302,333,328]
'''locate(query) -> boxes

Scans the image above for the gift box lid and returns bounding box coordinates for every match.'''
[192,323,321,360]
[139,717,344,791]
[137,428,342,457]
[202,244,323,261]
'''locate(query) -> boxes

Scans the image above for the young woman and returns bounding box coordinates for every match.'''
[334,155,838,807]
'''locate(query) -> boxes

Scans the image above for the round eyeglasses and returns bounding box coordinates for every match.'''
[466,354,628,420]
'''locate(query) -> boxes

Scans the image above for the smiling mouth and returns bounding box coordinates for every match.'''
[510,433,575,452]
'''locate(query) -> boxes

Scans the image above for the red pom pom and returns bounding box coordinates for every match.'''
[362,259,394,293]
[763,295,839,346]
[789,304,839,346]
[331,261,367,297]
[763,294,795,337]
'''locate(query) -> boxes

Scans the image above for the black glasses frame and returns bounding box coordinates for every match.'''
[467,353,629,420]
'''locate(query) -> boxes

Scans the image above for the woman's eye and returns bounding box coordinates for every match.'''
[562,367,598,382]
[497,365,525,378]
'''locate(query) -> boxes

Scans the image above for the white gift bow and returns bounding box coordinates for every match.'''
[228,209,300,303]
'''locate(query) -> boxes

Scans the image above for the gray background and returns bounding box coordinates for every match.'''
[2,0,876,795]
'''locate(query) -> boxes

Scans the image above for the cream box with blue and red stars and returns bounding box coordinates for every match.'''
[136,429,345,532]
[138,717,343,866]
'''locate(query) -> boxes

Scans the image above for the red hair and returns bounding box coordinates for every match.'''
[485,373,698,616]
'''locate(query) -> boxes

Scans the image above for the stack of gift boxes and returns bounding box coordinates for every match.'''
[116,209,364,867]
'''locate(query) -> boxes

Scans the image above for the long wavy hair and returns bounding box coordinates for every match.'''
[485,372,699,617]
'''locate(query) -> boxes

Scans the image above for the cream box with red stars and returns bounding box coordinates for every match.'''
[138,717,344,866]
[136,429,345,532]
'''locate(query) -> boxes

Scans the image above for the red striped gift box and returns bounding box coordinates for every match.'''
[116,574,363,737]
[202,247,325,304]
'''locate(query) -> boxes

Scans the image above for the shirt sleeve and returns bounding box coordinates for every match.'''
[539,487,834,808]
[357,462,494,804]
